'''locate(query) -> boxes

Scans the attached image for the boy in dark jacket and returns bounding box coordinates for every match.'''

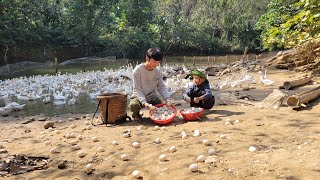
[183,69,215,110]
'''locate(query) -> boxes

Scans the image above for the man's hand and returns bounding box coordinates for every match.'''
[144,103,154,110]
[184,96,191,103]
[162,97,173,105]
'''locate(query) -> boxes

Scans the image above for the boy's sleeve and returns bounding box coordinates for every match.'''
[202,83,213,99]
[183,84,193,100]
[133,69,147,104]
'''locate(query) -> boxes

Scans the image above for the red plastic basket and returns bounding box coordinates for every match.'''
[149,104,177,125]
[180,108,204,121]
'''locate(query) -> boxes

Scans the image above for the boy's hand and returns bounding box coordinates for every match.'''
[193,97,200,103]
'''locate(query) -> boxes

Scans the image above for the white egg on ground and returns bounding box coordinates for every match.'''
[69,133,76,138]
[160,126,166,130]
[225,118,231,122]
[50,147,60,154]
[132,170,141,179]
[40,135,46,139]
[70,124,77,129]
[85,163,94,170]
[159,154,167,161]
[70,140,78,145]
[189,164,199,172]
[132,142,140,148]
[97,147,105,152]
[85,121,90,125]
[220,134,227,139]
[154,125,160,130]
[202,139,210,146]
[77,135,83,140]
[248,146,257,152]
[112,140,118,145]
[194,129,200,134]
[181,131,187,136]
[235,120,240,123]
[123,133,130,138]
[65,133,71,138]
[77,151,87,158]
[155,138,161,144]
[196,155,206,162]
[121,154,129,161]
[55,130,61,134]
[193,132,201,137]
[44,141,51,146]
[208,149,217,155]
[169,146,177,153]
[225,121,232,125]
[182,134,188,139]
[71,145,81,150]
[92,137,98,142]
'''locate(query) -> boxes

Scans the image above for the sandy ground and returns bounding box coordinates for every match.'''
[1,68,320,180]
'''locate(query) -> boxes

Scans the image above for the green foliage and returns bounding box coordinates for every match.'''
[256,0,320,50]
[1,0,274,65]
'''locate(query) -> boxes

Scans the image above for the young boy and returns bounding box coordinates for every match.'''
[183,69,215,111]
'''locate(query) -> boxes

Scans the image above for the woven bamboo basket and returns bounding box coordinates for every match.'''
[96,92,128,124]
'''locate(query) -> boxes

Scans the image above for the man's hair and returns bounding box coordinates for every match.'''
[146,48,163,61]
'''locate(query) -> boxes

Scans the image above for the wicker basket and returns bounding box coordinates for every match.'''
[96,92,128,124]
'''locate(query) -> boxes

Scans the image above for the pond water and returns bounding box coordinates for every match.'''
[10,92,183,117]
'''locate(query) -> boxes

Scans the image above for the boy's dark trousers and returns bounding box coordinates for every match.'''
[190,96,215,109]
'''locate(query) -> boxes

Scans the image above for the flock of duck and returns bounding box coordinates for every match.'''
[0,63,274,116]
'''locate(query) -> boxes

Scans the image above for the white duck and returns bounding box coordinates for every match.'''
[258,69,274,86]
[68,96,76,105]
[0,107,11,116]
[5,102,26,111]
[43,95,51,104]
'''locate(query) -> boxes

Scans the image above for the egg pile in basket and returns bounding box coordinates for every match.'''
[180,107,204,121]
[149,104,177,125]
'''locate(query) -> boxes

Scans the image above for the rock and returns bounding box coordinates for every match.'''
[38,117,47,121]
[242,87,250,91]
[230,67,240,72]
[44,121,54,129]
[221,68,231,75]
[58,162,67,169]
[21,118,35,124]
[205,155,219,164]
[0,149,8,154]
[248,65,256,71]
[205,67,219,76]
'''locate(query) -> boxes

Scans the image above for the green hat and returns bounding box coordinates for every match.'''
[191,69,207,80]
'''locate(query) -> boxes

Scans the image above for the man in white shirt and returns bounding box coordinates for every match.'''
[129,48,172,121]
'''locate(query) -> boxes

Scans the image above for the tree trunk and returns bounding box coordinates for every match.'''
[3,45,9,74]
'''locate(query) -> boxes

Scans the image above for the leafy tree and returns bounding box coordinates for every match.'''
[256,0,320,50]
